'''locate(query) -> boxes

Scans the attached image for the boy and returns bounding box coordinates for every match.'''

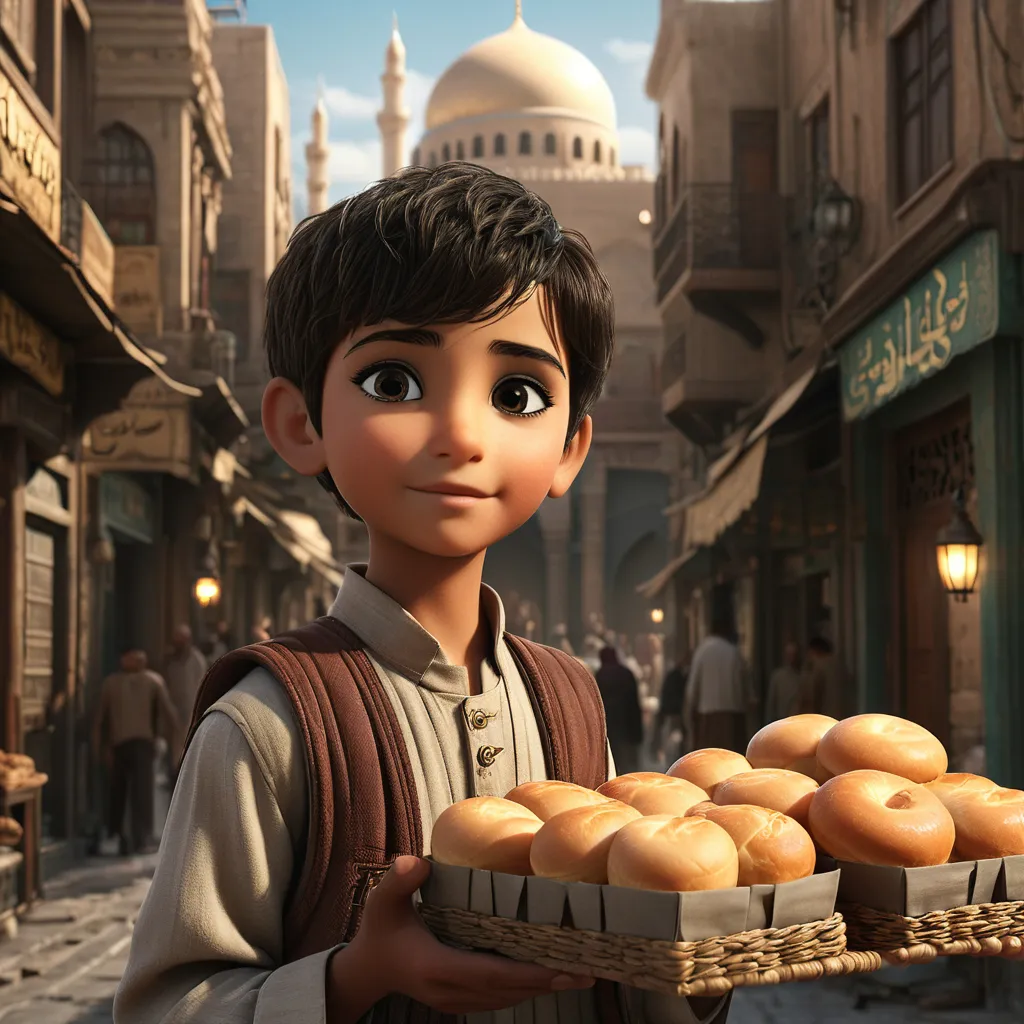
[113,164,735,1024]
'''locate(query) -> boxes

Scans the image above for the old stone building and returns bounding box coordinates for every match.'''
[645,5,1024,978]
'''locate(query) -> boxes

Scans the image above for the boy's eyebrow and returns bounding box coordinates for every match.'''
[345,330,566,378]
[489,340,566,378]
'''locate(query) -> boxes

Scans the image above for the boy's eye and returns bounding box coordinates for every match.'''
[357,366,422,402]
[492,378,551,416]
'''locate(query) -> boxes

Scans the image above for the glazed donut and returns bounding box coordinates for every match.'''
[711,768,819,828]
[598,772,708,816]
[808,769,955,866]
[925,774,1024,859]
[666,748,752,793]
[816,714,947,783]
[746,715,838,784]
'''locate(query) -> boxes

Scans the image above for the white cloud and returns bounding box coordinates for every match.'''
[617,125,656,169]
[328,138,383,184]
[605,39,654,69]
[323,86,378,120]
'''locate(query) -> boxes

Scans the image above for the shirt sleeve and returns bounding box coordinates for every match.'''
[112,699,340,1024]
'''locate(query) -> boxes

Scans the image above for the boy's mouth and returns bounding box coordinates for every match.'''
[411,482,493,499]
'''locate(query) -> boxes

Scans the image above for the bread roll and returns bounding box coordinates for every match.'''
[431,796,543,874]
[607,815,739,892]
[530,801,642,883]
[816,714,947,784]
[687,803,816,885]
[598,772,708,816]
[506,781,611,821]
[808,769,955,866]
[686,801,718,817]
[746,715,838,784]
[667,748,752,792]
[925,774,1024,859]
[712,769,819,828]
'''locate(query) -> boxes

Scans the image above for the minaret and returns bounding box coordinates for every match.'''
[306,79,330,215]
[377,14,410,176]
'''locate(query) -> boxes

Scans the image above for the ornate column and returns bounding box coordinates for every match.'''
[536,496,571,641]
[579,456,607,631]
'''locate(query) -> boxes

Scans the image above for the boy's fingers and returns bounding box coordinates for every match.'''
[368,856,430,906]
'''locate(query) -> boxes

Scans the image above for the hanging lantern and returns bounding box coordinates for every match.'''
[935,488,983,602]
[194,576,222,607]
[650,607,665,624]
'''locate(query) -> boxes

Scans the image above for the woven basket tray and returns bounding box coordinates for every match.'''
[841,900,1024,962]
[419,903,881,997]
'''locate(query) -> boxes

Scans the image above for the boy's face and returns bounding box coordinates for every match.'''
[266,288,591,559]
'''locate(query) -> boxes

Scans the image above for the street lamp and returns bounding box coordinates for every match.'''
[812,178,859,243]
[650,607,665,625]
[194,576,222,607]
[936,488,983,602]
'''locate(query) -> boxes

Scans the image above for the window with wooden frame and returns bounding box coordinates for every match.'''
[893,0,952,204]
[80,123,157,245]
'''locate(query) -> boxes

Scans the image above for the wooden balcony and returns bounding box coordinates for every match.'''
[653,185,783,348]
[61,182,115,308]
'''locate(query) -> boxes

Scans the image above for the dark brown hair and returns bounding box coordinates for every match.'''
[264,162,615,514]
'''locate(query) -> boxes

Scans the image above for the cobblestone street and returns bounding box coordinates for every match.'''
[0,849,1020,1024]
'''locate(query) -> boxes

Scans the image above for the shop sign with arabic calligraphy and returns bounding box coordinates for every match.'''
[839,231,1019,421]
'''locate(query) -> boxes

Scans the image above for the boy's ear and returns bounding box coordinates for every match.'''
[261,377,328,477]
[548,415,593,499]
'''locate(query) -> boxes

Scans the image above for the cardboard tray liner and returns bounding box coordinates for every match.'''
[417,862,877,996]
[837,854,1024,954]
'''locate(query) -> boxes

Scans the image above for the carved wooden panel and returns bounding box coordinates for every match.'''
[22,527,55,724]
[895,403,974,513]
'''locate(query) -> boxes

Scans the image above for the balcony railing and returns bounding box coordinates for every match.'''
[653,185,784,303]
[60,180,84,257]
[62,181,116,307]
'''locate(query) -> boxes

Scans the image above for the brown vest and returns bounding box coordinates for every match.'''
[185,616,611,960]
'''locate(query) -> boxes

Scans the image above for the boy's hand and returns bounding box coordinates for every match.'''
[332,856,593,1018]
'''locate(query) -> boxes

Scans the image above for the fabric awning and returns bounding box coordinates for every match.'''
[233,493,344,587]
[685,434,768,549]
[0,187,200,427]
[636,548,699,600]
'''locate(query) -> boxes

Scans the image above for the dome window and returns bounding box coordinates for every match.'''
[442,142,451,162]
[473,135,484,158]
[544,133,556,156]
[593,140,602,163]
[572,136,583,159]
[456,140,465,160]
[494,133,506,156]
[519,131,532,156]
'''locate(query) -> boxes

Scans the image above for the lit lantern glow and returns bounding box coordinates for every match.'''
[194,576,222,607]
[650,607,665,624]
[935,489,983,602]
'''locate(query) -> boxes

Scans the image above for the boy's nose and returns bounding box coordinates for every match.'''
[427,401,486,464]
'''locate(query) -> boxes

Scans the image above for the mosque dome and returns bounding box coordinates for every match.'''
[425,12,617,132]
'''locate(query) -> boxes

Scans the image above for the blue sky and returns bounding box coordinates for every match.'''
[244,0,660,212]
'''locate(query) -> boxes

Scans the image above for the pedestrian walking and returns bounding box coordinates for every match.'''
[683,614,751,754]
[164,625,208,777]
[208,620,234,661]
[652,654,689,766]
[93,648,179,855]
[800,636,843,719]
[765,641,803,723]
[595,645,644,775]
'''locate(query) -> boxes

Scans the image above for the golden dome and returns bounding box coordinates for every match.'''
[425,13,617,132]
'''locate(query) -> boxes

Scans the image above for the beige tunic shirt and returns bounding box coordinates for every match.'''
[114,566,730,1024]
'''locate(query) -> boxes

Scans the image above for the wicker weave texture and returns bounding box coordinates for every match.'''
[842,900,1024,958]
[419,905,881,996]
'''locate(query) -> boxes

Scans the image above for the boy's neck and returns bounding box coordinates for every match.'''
[363,537,491,695]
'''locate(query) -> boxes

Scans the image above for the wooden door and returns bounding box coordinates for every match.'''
[22,527,55,733]
[731,110,779,268]
[892,401,973,751]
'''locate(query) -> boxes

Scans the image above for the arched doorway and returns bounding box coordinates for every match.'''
[483,515,546,639]
[610,530,667,639]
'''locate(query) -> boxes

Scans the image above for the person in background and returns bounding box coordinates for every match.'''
[550,622,575,657]
[93,648,179,855]
[164,625,208,777]
[683,614,750,753]
[595,645,644,774]
[765,641,803,723]
[208,620,234,661]
[801,636,842,719]
[652,653,689,766]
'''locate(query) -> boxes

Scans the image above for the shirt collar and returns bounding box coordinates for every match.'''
[327,564,511,684]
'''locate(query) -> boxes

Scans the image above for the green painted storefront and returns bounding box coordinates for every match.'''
[839,229,1024,790]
